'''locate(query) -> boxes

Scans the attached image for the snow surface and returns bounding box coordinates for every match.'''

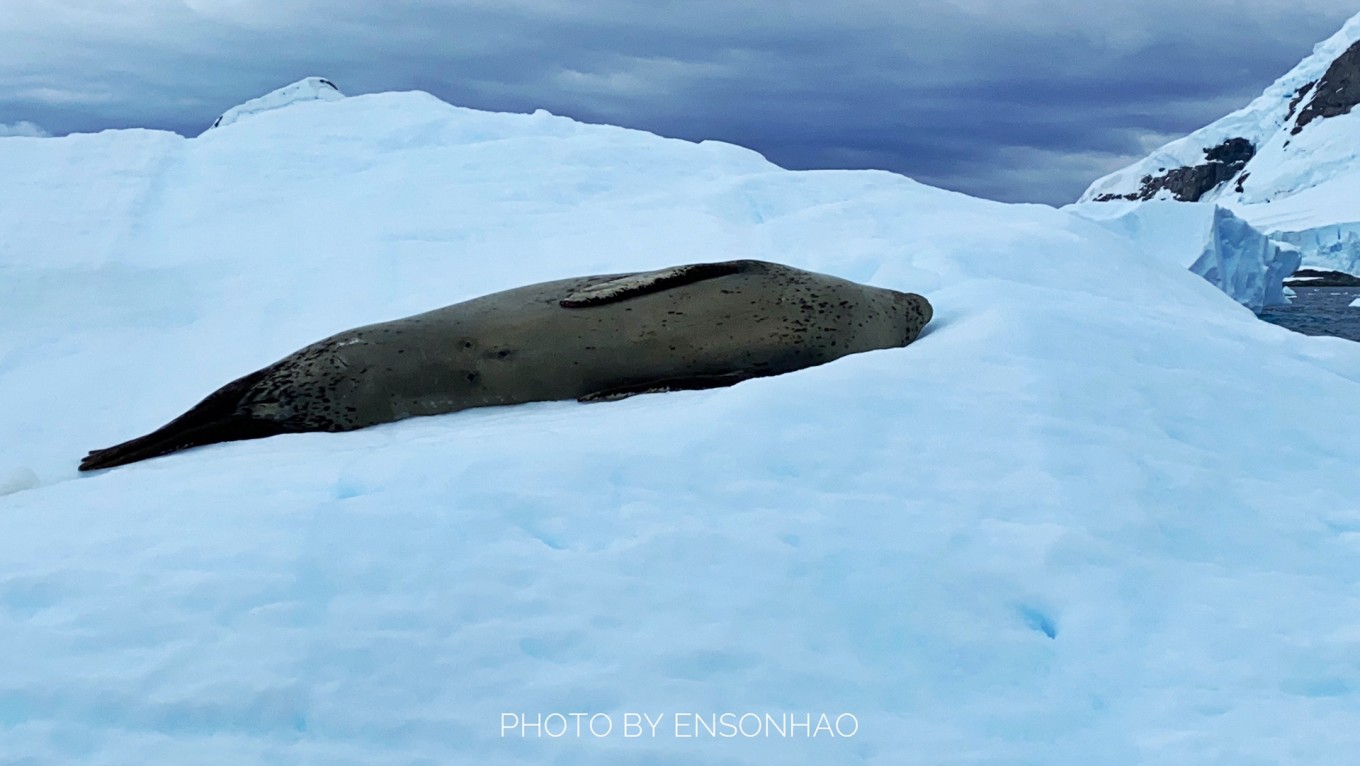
[5,84,1360,765]
[1069,200,1299,311]
[1079,12,1360,273]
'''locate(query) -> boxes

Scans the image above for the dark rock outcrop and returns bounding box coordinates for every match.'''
[1292,39,1360,134]
[1284,81,1315,122]
[1094,137,1255,202]
[1284,268,1360,287]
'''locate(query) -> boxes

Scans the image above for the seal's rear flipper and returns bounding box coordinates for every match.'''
[78,368,285,472]
[560,261,751,308]
[578,371,761,403]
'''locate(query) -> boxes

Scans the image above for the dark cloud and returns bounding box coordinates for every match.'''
[0,1,1352,204]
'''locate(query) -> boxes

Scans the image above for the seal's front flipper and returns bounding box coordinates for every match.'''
[578,371,758,403]
[560,261,751,308]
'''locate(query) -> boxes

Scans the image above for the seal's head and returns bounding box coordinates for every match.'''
[894,291,933,343]
[907,293,933,325]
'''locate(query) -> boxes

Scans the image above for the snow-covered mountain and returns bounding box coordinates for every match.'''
[1078,12,1360,273]
[5,81,1360,765]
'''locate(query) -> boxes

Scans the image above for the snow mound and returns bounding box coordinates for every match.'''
[4,84,1360,765]
[0,467,39,496]
[0,121,49,138]
[208,77,344,131]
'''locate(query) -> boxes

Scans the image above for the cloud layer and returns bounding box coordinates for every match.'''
[0,1,1351,203]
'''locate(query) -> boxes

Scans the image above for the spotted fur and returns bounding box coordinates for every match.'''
[79,259,932,470]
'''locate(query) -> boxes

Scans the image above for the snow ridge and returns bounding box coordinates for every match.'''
[207,77,344,131]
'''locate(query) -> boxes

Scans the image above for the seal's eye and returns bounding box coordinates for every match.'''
[462,340,474,349]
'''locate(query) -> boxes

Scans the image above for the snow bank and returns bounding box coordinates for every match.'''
[4,86,1360,765]
[1070,200,1299,311]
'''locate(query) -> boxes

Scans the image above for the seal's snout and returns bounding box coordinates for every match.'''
[912,293,933,325]
[897,291,932,326]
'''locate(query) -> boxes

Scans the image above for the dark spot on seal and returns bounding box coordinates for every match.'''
[466,371,481,384]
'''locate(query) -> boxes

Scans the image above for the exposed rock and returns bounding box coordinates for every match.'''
[1284,268,1360,287]
[1093,137,1255,202]
[1203,137,1254,165]
[1292,39,1360,134]
[1284,81,1316,122]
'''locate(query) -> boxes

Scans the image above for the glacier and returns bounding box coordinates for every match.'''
[1228,169,1360,275]
[3,82,1360,765]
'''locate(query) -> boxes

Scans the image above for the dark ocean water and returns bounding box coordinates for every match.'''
[1259,286,1360,342]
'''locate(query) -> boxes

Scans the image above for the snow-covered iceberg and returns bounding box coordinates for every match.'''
[4,83,1360,765]
[208,76,344,130]
[1071,200,1300,311]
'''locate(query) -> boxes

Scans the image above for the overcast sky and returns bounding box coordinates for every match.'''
[0,1,1352,204]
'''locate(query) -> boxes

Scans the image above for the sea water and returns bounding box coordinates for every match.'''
[1259,287,1360,342]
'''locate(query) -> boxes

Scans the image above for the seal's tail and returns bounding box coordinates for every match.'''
[78,368,285,472]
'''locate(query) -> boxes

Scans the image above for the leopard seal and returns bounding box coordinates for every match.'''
[79,259,932,470]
